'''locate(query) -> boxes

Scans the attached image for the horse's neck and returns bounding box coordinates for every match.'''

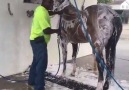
[62,5,88,22]
[63,5,77,16]
[63,5,87,17]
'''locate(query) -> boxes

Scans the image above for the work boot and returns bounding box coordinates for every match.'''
[26,84,34,90]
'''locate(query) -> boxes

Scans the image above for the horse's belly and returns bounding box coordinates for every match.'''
[67,27,88,43]
[69,38,87,43]
[61,16,88,43]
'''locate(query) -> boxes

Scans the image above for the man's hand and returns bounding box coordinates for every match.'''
[48,10,64,15]
[43,28,59,35]
[56,10,64,15]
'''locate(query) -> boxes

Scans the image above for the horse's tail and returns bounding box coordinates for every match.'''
[106,16,122,74]
[104,16,122,89]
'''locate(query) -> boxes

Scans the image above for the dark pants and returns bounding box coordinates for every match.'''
[28,40,48,90]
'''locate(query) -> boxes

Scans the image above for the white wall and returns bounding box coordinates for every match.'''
[110,0,129,10]
[0,0,38,76]
[110,5,121,10]
[120,0,129,10]
[70,0,97,9]
[0,0,96,76]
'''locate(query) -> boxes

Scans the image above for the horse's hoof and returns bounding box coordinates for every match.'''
[61,74,64,77]
[61,73,65,77]
[96,81,103,90]
[103,86,109,90]
[93,71,98,75]
[103,81,109,90]
[70,73,75,77]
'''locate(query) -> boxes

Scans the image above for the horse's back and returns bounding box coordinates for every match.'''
[84,4,122,46]
[86,4,119,19]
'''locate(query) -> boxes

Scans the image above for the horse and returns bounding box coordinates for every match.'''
[52,0,122,90]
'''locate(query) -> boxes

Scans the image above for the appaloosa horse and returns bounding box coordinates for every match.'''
[53,0,122,90]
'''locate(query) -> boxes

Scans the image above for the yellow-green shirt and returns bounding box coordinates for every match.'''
[30,6,51,43]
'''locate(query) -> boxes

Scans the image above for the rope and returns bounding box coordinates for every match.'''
[54,14,63,76]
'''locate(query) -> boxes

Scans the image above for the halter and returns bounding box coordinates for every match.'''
[54,0,70,11]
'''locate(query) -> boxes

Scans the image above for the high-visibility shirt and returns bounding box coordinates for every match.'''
[30,5,51,43]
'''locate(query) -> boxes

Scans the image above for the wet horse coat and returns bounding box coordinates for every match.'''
[53,0,122,90]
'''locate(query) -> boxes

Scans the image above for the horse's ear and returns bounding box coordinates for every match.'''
[81,0,85,11]
[81,6,84,11]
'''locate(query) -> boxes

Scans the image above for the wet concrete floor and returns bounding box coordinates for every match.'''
[0,73,71,90]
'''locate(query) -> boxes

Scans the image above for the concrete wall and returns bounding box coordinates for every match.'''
[70,0,97,9]
[0,0,96,76]
[110,5,121,10]
[0,0,38,76]
[110,0,129,10]
[120,0,129,10]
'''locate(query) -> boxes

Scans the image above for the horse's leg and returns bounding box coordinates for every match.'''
[61,40,68,76]
[103,17,122,90]
[96,58,105,90]
[71,43,78,76]
[92,50,98,74]
[103,43,115,90]
[94,47,104,90]
[103,39,117,90]
[93,59,98,74]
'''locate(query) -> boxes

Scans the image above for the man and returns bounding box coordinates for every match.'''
[28,0,62,90]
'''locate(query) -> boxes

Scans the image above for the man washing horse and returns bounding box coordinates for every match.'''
[28,0,63,90]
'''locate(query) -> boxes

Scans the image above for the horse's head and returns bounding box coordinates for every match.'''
[53,0,70,11]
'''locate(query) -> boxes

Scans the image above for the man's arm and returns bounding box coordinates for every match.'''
[43,27,59,34]
[48,10,63,16]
